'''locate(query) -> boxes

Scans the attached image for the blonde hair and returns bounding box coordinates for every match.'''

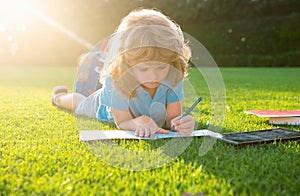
[103,8,191,97]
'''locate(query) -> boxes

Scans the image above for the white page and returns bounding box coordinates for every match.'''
[79,130,223,141]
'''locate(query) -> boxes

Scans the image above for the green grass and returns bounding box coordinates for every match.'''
[0,65,299,195]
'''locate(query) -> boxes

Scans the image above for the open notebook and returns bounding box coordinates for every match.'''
[80,129,223,141]
[80,128,300,146]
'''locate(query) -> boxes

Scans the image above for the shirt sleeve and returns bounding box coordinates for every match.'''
[166,81,184,104]
[99,75,130,111]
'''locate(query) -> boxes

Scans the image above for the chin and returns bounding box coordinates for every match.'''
[143,82,160,88]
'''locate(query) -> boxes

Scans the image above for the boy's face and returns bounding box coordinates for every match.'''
[132,61,170,89]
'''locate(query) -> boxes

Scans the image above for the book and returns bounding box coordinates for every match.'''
[245,110,300,125]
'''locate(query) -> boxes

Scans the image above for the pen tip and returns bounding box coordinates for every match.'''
[170,126,175,132]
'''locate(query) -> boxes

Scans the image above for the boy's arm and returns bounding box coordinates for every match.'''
[110,109,135,130]
[167,101,195,135]
[110,108,157,131]
[165,101,182,128]
[111,108,169,137]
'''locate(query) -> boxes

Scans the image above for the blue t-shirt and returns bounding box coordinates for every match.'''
[96,75,184,126]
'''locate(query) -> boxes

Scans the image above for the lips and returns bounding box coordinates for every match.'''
[145,81,159,85]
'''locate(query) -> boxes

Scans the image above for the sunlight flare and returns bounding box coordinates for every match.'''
[0,0,93,50]
[30,8,93,50]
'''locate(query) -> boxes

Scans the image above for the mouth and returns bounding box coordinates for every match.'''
[144,81,159,85]
[142,81,160,88]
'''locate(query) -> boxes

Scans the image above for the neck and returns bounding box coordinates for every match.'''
[143,86,157,99]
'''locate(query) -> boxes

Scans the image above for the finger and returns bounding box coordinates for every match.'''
[176,122,195,130]
[156,128,170,134]
[179,127,193,133]
[179,129,193,136]
[178,116,193,124]
[150,133,155,138]
[138,129,145,137]
[176,117,195,129]
[144,128,150,138]
[175,127,194,135]
[174,118,187,127]
[170,121,180,129]
[134,129,139,136]
[170,118,177,124]
[149,127,156,138]
[171,116,182,125]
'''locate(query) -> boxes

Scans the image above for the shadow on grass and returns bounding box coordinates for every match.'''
[69,109,300,194]
[179,134,300,195]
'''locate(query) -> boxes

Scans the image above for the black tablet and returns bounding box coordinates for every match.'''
[218,128,300,146]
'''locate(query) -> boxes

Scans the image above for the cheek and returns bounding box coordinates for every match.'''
[132,70,144,82]
[160,68,170,78]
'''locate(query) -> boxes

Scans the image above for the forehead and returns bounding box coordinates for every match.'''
[125,47,176,66]
[133,61,170,68]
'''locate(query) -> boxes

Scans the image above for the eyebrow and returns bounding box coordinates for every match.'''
[135,62,169,67]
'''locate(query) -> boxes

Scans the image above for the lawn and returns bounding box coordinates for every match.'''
[0,65,299,195]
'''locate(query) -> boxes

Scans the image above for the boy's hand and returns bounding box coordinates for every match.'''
[171,115,195,136]
[133,116,169,138]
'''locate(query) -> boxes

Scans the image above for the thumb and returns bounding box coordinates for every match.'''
[171,116,181,124]
[156,128,170,134]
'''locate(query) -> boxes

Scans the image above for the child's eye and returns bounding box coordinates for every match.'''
[139,68,148,72]
[158,66,166,70]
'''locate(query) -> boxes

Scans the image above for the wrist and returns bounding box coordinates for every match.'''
[134,115,152,124]
[118,116,152,130]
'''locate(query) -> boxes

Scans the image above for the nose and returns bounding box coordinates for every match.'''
[147,69,158,82]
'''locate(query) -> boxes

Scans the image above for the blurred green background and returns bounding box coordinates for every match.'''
[0,0,299,67]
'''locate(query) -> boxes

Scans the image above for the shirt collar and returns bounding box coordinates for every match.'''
[136,83,170,100]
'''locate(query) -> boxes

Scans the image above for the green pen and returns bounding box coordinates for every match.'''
[170,96,203,132]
